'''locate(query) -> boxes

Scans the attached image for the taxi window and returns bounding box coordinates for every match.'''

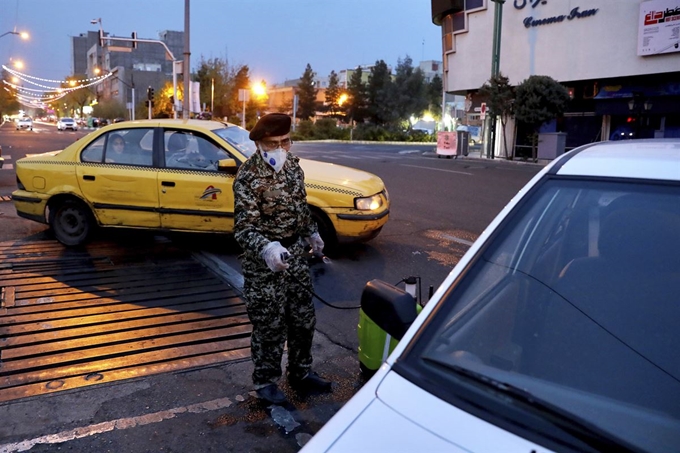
[81,136,105,162]
[163,130,229,171]
[102,129,154,166]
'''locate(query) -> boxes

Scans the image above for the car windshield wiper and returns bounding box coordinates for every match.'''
[422,356,642,453]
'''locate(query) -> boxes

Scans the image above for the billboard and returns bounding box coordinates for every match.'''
[638,0,680,56]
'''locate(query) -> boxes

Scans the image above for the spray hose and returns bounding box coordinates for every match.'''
[281,251,413,310]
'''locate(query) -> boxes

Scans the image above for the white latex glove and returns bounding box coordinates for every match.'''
[306,232,325,256]
[261,241,290,272]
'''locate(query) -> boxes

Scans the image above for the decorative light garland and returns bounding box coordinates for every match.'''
[2,65,112,106]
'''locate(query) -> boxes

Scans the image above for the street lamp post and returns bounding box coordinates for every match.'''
[486,0,505,160]
[0,29,29,40]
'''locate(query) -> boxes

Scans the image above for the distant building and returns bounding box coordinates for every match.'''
[72,30,183,114]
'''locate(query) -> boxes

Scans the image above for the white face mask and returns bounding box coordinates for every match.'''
[261,148,287,173]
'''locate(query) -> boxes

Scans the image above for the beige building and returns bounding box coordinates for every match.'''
[432,0,680,157]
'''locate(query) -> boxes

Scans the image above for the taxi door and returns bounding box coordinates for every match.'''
[76,128,161,228]
[157,129,235,232]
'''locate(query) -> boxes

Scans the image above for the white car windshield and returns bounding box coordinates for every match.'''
[401,178,680,452]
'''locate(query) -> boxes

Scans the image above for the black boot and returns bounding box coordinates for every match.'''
[255,384,287,404]
[289,371,332,393]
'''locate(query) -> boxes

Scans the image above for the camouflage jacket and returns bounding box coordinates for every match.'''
[233,150,317,259]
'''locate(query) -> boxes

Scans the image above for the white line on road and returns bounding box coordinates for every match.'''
[441,234,475,247]
[1,164,13,170]
[400,164,473,175]
[0,397,235,453]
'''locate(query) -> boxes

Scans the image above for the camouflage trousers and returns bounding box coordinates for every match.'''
[241,242,315,387]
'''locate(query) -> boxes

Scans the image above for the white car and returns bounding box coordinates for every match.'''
[16,117,33,131]
[57,117,78,131]
[303,139,680,453]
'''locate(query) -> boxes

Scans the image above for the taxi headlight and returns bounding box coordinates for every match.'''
[355,194,383,211]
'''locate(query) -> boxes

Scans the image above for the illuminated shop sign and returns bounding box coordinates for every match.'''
[638,0,680,56]
[513,0,599,28]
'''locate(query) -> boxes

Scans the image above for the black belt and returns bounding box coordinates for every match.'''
[278,234,300,248]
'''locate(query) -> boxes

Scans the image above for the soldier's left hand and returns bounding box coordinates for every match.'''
[306,232,324,257]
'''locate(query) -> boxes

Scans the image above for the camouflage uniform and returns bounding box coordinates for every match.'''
[233,150,318,388]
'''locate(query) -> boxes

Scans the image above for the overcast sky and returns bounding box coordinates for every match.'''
[1,0,442,86]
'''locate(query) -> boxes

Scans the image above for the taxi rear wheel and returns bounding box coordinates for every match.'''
[49,199,94,246]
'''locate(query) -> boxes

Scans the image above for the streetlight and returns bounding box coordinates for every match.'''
[0,28,29,40]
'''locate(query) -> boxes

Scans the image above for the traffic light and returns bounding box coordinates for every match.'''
[147,87,154,101]
[131,31,138,49]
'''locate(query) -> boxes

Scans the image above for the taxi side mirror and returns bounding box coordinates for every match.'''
[217,158,238,174]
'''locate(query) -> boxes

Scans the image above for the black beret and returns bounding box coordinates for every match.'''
[249,113,291,141]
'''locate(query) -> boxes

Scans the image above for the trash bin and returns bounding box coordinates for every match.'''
[457,130,470,156]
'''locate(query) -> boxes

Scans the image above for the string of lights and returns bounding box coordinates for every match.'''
[2,65,112,107]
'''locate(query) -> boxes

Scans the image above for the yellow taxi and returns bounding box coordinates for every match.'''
[12,119,390,247]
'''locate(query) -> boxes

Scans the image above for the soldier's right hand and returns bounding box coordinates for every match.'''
[261,241,290,272]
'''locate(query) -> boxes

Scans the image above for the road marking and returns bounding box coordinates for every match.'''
[440,234,475,247]
[0,397,235,453]
[1,155,11,160]
[400,164,473,175]
[1,164,13,170]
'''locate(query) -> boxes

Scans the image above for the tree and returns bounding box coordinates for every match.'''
[346,67,367,125]
[325,70,342,117]
[366,60,395,126]
[194,56,229,117]
[297,64,318,121]
[393,55,428,128]
[229,65,252,124]
[478,73,515,159]
[62,74,94,121]
[426,74,443,122]
[92,99,126,121]
[514,75,570,161]
[0,69,20,118]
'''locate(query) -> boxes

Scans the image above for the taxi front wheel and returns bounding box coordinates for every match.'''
[49,199,94,246]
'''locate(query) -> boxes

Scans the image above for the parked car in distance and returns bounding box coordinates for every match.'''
[56,117,78,131]
[112,117,126,123]
[16,116,33,131]
[12,119,390,247]
[303,139,680,453]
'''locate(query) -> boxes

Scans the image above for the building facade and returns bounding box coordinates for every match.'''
[72,30,184,114]
[432,0,680,156]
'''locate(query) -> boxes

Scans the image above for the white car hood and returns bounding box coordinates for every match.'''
[305,369,553,452]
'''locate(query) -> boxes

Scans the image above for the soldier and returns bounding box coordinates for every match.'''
[233,113,331,404]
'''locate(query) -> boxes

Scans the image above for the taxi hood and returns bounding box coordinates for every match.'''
[300,158,385,196]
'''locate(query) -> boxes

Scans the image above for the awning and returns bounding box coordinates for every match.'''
[595,81,680,99]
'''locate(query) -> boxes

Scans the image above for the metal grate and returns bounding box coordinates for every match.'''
[0,236,250,403]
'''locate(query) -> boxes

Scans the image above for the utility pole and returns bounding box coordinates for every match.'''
[486,0,505,159]
[182,0,191,119]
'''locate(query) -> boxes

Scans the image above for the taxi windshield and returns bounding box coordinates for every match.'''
[213,126,257,158]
